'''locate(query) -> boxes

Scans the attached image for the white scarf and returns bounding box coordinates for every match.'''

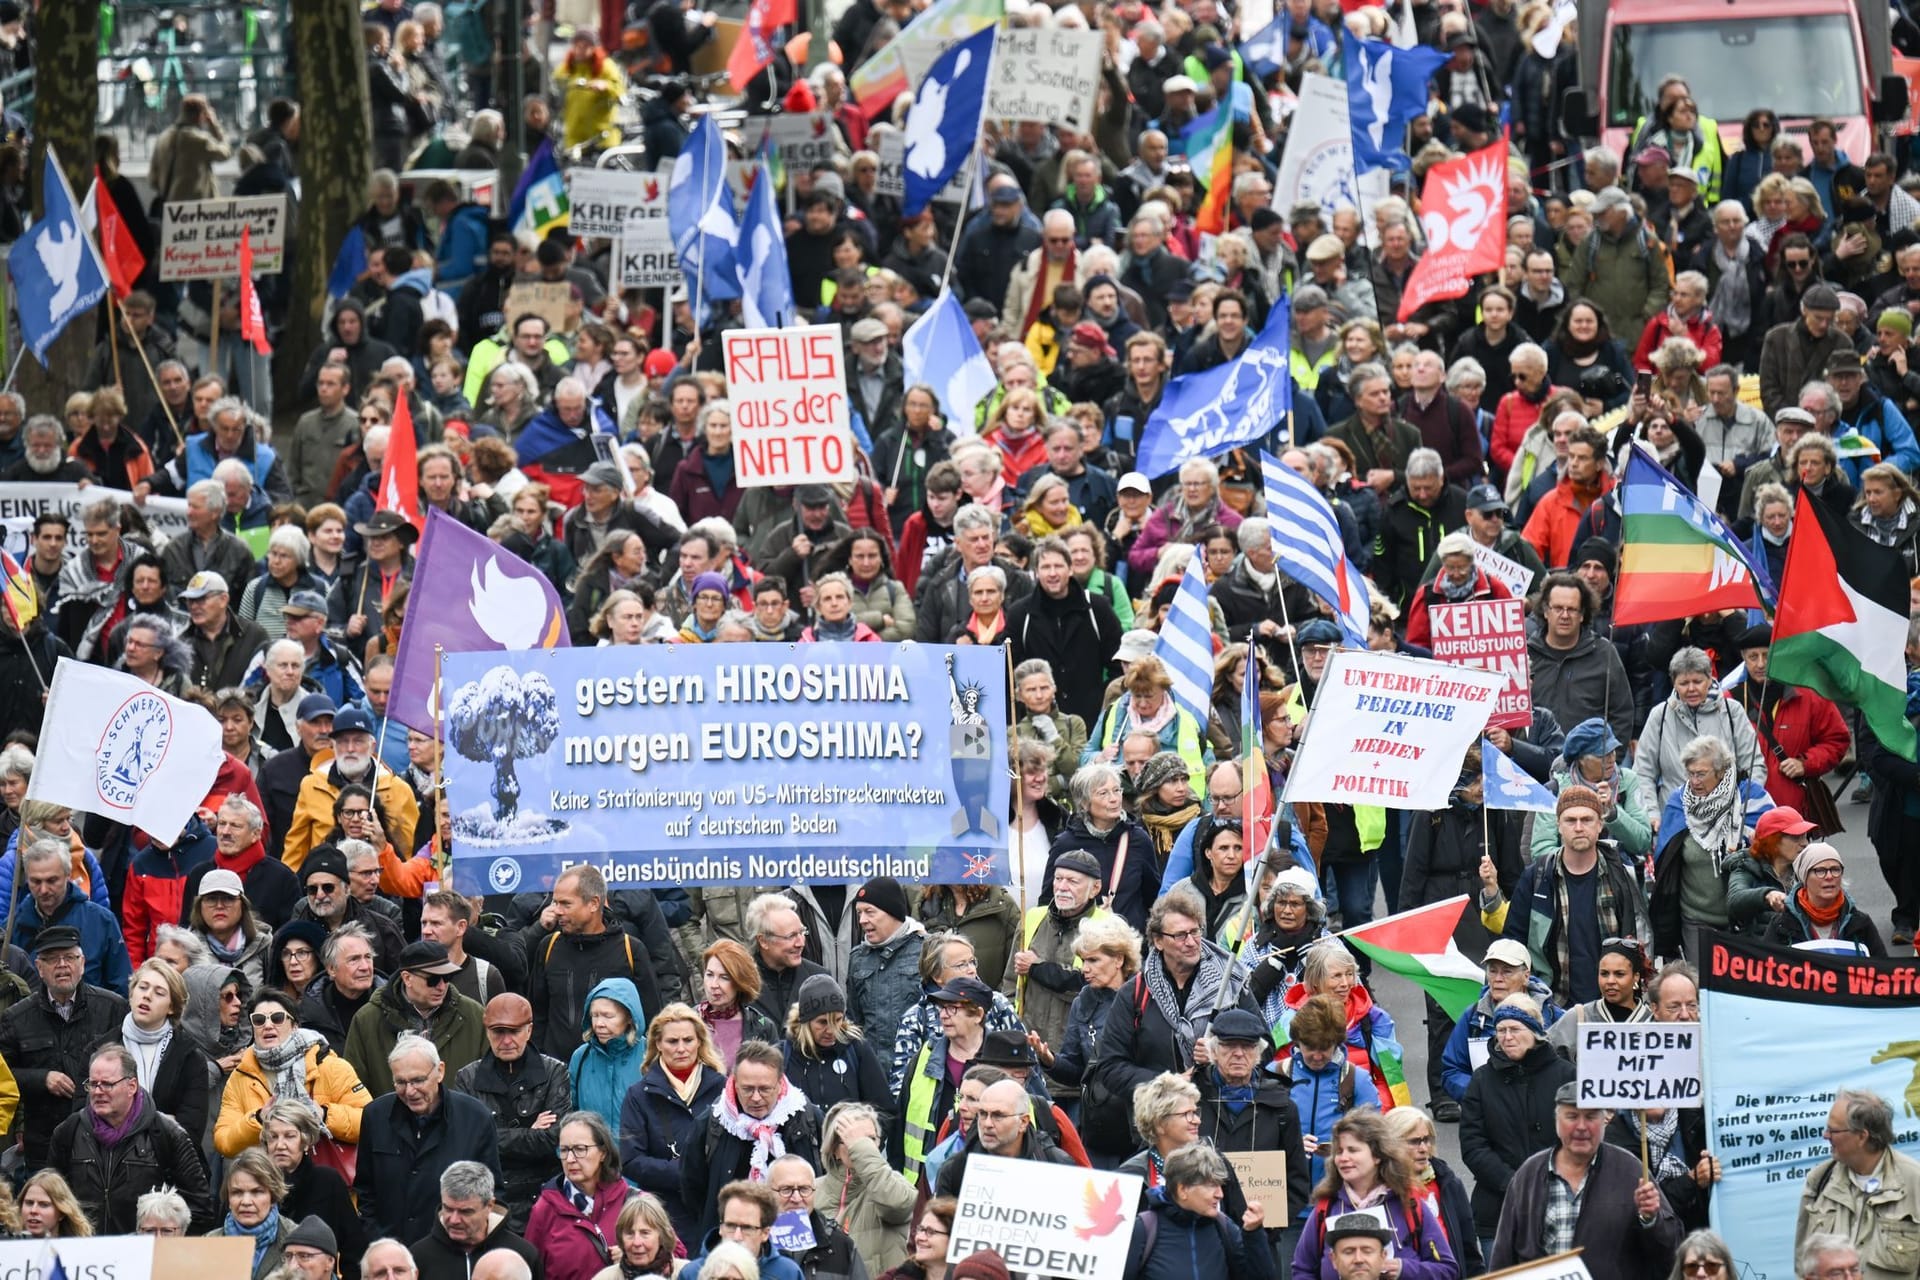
[121,1015,173,1092]
[712,1077,810,1182]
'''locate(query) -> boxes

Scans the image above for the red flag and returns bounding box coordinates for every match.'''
[728,0,797,91]
[93,168,147,300]
[1398,139,1510,322]
[379,395,425,533]
[238,226,272,356]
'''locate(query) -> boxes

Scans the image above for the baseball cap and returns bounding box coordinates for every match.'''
[1465,483,1508,514]
[643,349,679,377]
[179,571,230,600]
[330,706,375,738]
[1115,629,1157,664]
[850,317,889,344]
[282,590,328,617]
[1635,145,1672,168]
[1754,807,1817,842]
[1163,74,1198,95]
[1589,187,1631,216]
[296,694,338,723]
[198,869,246,899]
[989,185,1024,205]
[1117,471,1152,495]
[581,460,625,490]
[928,976,996,1007]
[1484,938,1531,969]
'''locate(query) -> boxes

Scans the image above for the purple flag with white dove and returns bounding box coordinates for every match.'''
[388,508,571,733]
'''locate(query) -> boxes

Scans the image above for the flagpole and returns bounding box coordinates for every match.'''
[0,344,26,394]
[435,643,451,894]
[107,294,124,393]
[936,148,978,300]
[119,303,184,453]
[1006,644,1026,1019]
[209,280,222,386]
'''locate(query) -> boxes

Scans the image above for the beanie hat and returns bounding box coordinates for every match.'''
[300,844,350,887]
[1573,538,1617,579]
[1491,1000,1547,1039]
[951,1251,1013,1280]
[1880,308,1914,338]
[1135,751,1191,800]
[1792,841,1844,885]
[797,973,846,1021]
[1054,849,1105,882]
[690,571,730,600]
[286,1217,339,1257]
[1556,785,1604,820]
[854,876,910,923]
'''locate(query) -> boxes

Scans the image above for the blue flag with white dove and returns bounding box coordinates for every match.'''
[670,116,741,316]
[1344,38,1448,174]
[737,163,795,329]
[1481,737,1556,813]
[902,292,995,434]
[903,24,995,219]
[1134,294,1291,478]
[10,149,109,364]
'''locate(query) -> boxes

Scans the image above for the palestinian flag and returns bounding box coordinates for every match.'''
[1771,490,1918,760]
[1341,896,1486,1020]
[1615,445,1770,625]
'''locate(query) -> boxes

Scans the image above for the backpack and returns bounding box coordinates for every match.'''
[1079,975,1151,1153]
[1136,1206,1237,1262]
[1270,1051,1355,1110]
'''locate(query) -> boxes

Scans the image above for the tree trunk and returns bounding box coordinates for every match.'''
[276,0,373,418]
[15,1,100,402]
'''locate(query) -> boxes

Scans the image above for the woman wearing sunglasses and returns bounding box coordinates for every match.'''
[213,989,370,1159]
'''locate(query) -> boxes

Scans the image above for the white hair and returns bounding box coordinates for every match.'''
[212,458,254,491]
[388,1032,441,1070]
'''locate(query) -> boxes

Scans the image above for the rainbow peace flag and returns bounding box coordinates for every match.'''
[1183,101,1234,234]
[0,550,35,630]
[1614,444,1769,625]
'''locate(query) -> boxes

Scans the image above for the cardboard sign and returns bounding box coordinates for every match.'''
[950,1153,1143,1280]
[503,281,575,335]
[160,195,288,281]
[1576,1021,1701,1106]
[618,177,679,290]
[1224,1150,1288,1222]
[1282,650,1506,809]
[876,131,906,198]
[739,112,841,175]
[567,168,659,239]
[1480,1251,1593,1280]
[723,325,857,486]
[0,1234,252,1280]
[1428,597,1531,730]
[1472,541,1535,599]
[990,27,1103,127]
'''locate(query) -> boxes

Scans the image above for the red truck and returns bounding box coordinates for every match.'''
[1564,0,1910,167]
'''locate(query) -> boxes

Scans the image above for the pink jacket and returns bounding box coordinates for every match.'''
[524,1178,638,1280]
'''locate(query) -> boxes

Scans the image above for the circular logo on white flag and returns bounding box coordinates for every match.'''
[94,692,175,812]
[488,858,523,893]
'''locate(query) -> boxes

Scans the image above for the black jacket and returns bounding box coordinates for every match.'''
[525,924,665,1060]
[0,981,130,1163]
[355,1088,503,1246]
[284,1155,369,1280]
[751,954,830,1029]
[410,1214,547,1280]
[1374,483,1469,608]
[933,1124,1077,1199]
[188,611,271,691]
[106,1023,215,1148]
[781,1036,895,1128]
[1604,1108,1712,1230]
[258,747,318,860]
[911,550,1035,643]
[1209,562,1320,679]
[48,1093,217,1235]
[1005,580,1123,726]
[1429,1157,1483,1276]
[452,1050,572,1233]
[682,1101,822,1241]
[618,1062,726,1245]
[1197,1069,1311,1219]
[1460,1040,1577,1232]
[785,1210,868,1280]
[1090,958,1264,1132]
[1401,804,1524,959]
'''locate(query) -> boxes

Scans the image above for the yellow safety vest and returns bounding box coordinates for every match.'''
[1290,344,1338,393]
[901,1044,942,1187]
[1017,904,1110,1004]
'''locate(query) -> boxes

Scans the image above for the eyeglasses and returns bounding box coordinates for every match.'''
[85,1076,131,1093]
[415,972,449,986]
[1157,928,1204,944]
[915,1225,951,1238]
[250,1011,290,1027]
[558,1145,596,1159]
[764,927,808,945]
[1819,1266,1864,1280]
[282,947,315,962]
[719,1222,767,1238]
[1684,1261,1726,1276]
[1822,1125,1859,1138]
[1805,865,1844,877]
[974,1109,1024,1122]
[737,1083,780,1098]
[1786,258,1813,270]
[340,806,373,819]
[772,1184,813,1199]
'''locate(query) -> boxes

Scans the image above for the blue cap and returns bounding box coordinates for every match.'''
[330,706,375,737]
[296,694,337,723]
[1296,619,1342,647]
[1561,717,1621,762]
[283,590,329,616]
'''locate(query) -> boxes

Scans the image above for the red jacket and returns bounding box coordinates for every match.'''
[121,816,217,968]
[893,511,949,598]
[985,425,1049,484]
[667,452,745,526]
[1489,385,1565,477]
[1523,472,1615,569]
[524,1178,635,1280]
[1730,683,1851,812]
[1632,307,1724,372]
[1404,569,1514,650]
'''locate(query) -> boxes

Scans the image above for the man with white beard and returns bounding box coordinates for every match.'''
[283,705,419,874]
[1,416,92,482]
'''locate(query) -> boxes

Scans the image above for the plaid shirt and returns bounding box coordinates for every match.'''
[1543,1149,1590,1254]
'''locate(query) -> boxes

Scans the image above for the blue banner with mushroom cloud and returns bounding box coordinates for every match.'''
[442,643,1010,892]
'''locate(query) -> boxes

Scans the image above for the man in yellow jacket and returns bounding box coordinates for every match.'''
[283,707,419,873]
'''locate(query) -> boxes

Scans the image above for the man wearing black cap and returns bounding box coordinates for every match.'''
[955,182,1044,321]
[1324,1212,1397,1280]
[750,487,852,588]
[1758,283,1845,416]
[1421,484,1546,596]
[0,925,131,1169]
[299,843,405,971]
[1006,850,1107,1102]
[1491,1081,1681,1274]
[1197,1007,1310,1221]
[847,876,926,1046]
[328,510,416,661]
[346,940,489,1096]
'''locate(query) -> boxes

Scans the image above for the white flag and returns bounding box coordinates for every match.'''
[1273,73,1363,223]
[26,659,223,843]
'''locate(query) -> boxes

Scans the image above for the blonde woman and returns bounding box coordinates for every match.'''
[594,1192,684,1279]
[1020,473,1083,537]
[781,974,891,1117]
[622,1002,726,1245]
[20,1170,92,1238]
[819,1101,916,1272]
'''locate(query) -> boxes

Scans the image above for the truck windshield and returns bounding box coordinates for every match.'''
[1607,14,1862,127]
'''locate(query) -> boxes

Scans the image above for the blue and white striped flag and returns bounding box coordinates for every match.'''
[1261,450,1370,647]
[1154,550,1215,732]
